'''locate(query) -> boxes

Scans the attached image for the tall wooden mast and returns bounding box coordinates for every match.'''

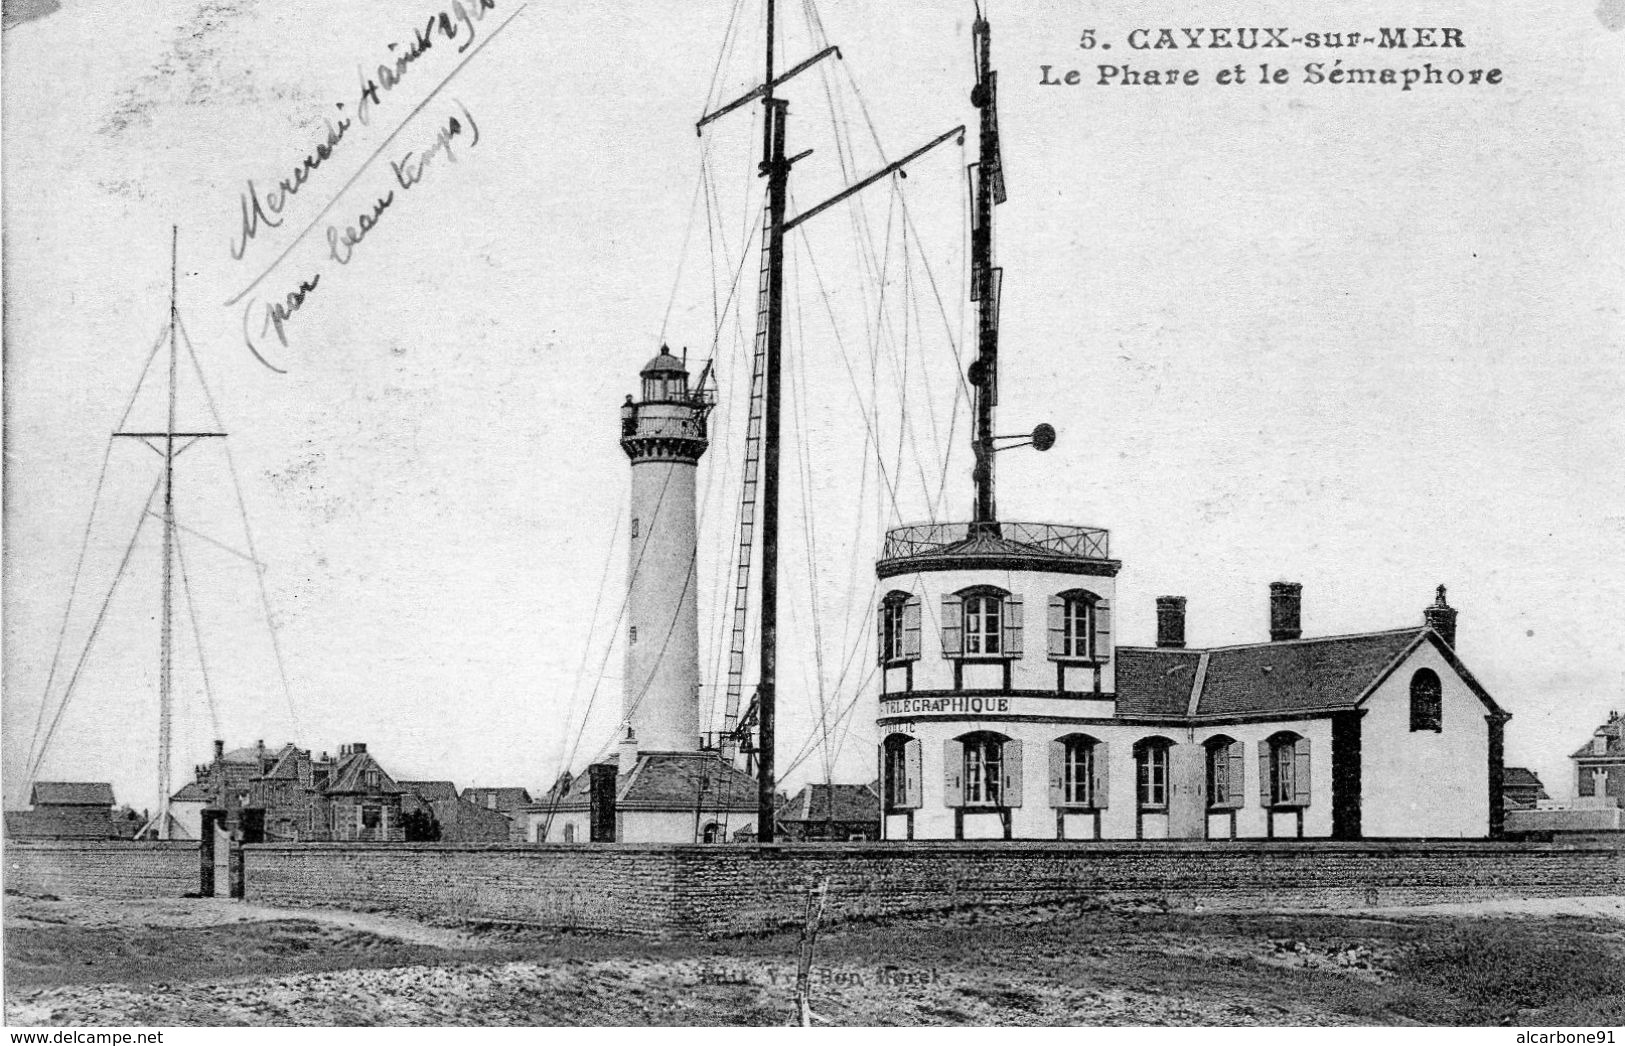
[969,12,1006,537]
[159,225,178,839]
[697,4,962,843]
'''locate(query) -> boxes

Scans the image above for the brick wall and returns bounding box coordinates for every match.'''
[244,844,679,933]
[4,841,199,898]
[243,839,1625,936]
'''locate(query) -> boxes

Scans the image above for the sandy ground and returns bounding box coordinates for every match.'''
[6,892,1624,1026]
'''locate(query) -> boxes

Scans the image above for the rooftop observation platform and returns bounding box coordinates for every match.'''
[877,521,1120,580]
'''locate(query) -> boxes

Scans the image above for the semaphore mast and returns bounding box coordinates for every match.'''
[696,2,962,841]
[969,10,1006,536]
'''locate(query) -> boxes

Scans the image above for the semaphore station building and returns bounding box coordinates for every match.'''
[872,518,1509,842]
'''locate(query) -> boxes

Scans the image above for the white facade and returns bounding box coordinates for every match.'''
[1359,640,1492,838]
[873,536,1503,842]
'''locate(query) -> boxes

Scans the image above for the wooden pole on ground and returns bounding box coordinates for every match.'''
[795,878,829,1026]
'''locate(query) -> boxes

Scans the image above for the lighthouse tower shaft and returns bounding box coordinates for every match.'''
[620,349,711,753]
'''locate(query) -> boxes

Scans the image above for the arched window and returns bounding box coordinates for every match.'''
[1204,735,1244,810]
[882,733,922,811]
[1261,731,1310,807]
[1051,734,1106,808]
[877,591,921,665]
[959,731,1009,806]
[1134,737,1173,809]
[701,822,722,844]
[1048,590,1110,661]
[1410,668,1443,732]
[942,586,1022,658]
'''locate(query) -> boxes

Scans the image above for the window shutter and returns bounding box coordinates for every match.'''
[876,602,887,667]
[1228,741,1246,810]
[1093,742,1110,808]
[1004,595,1024,657]
[941,594,963,657]
[1003,739,1023,807]
[1047,596,1065,657]
[1294,736,1312,806]
[902,598,921,659]
[1258,742,1272,807]
[1049,740,1066,807]
[943,738,963,807]
[904,738,923,810]
[1094,598,1112,663]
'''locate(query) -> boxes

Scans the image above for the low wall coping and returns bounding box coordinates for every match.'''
[239,838,1624,856]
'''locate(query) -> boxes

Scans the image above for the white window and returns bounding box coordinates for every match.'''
[1136,739,1170,809]
[1205,736,1244,810]
[965,594,1002,655]
[877,592,921,665]
[1050,735,1107,809]
[1048,590,1110,662]
[1262,732,1311,807]
[964,735,1004,806]
[942,589,1021,659]
[1064,738,1094,804]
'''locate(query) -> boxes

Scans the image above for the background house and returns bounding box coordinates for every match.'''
[4,782,116,840]
[1572,711,1624,804]
[401,781,513,842]
[1501,767,1549,810]
[776,783,881,841]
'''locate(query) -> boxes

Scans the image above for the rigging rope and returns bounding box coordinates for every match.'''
[176,314,301,739]
[27,474,164,785]
[24,322,170,776]
[172,527,223,742]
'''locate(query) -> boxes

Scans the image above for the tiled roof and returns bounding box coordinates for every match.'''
[620,754,757,811]
[261,745,306,780]
[1114,648,1202,716]
[326,750,406,794]
[400,780,458,801]
[1571,716,1625,759]
[779,783,879,824]
[1501,767,1548,795]
[1195,629,1424,716]
[29,782,115,807]
[1117,628,1501,720]
[539,754,756,813]
[460,787,533,812]
[170,781,211,802]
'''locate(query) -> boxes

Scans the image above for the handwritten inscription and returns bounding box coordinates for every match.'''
[230,111,352,260]
[226,0,514,372]
[358,0,496,125]
[241,105,482,370]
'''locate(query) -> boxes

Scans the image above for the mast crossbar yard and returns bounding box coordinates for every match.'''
[109,227,226,840]
[696,1,962,842]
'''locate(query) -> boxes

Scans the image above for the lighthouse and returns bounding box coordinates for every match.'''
[619,347,709,753]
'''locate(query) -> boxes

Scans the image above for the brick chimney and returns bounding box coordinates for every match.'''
[352,742,367,754]
[1423,584,1458,648]
[1156,597,1187,649]
[1269,582,1302,642]
[213,740,224,761]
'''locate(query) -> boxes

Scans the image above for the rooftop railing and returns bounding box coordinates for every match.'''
[882,521,1111,561]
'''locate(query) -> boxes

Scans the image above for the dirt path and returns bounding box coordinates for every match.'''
[6,894,484,948]
[1360,895,1625,922]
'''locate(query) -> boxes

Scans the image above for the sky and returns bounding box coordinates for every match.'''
[3,0,1623,815]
